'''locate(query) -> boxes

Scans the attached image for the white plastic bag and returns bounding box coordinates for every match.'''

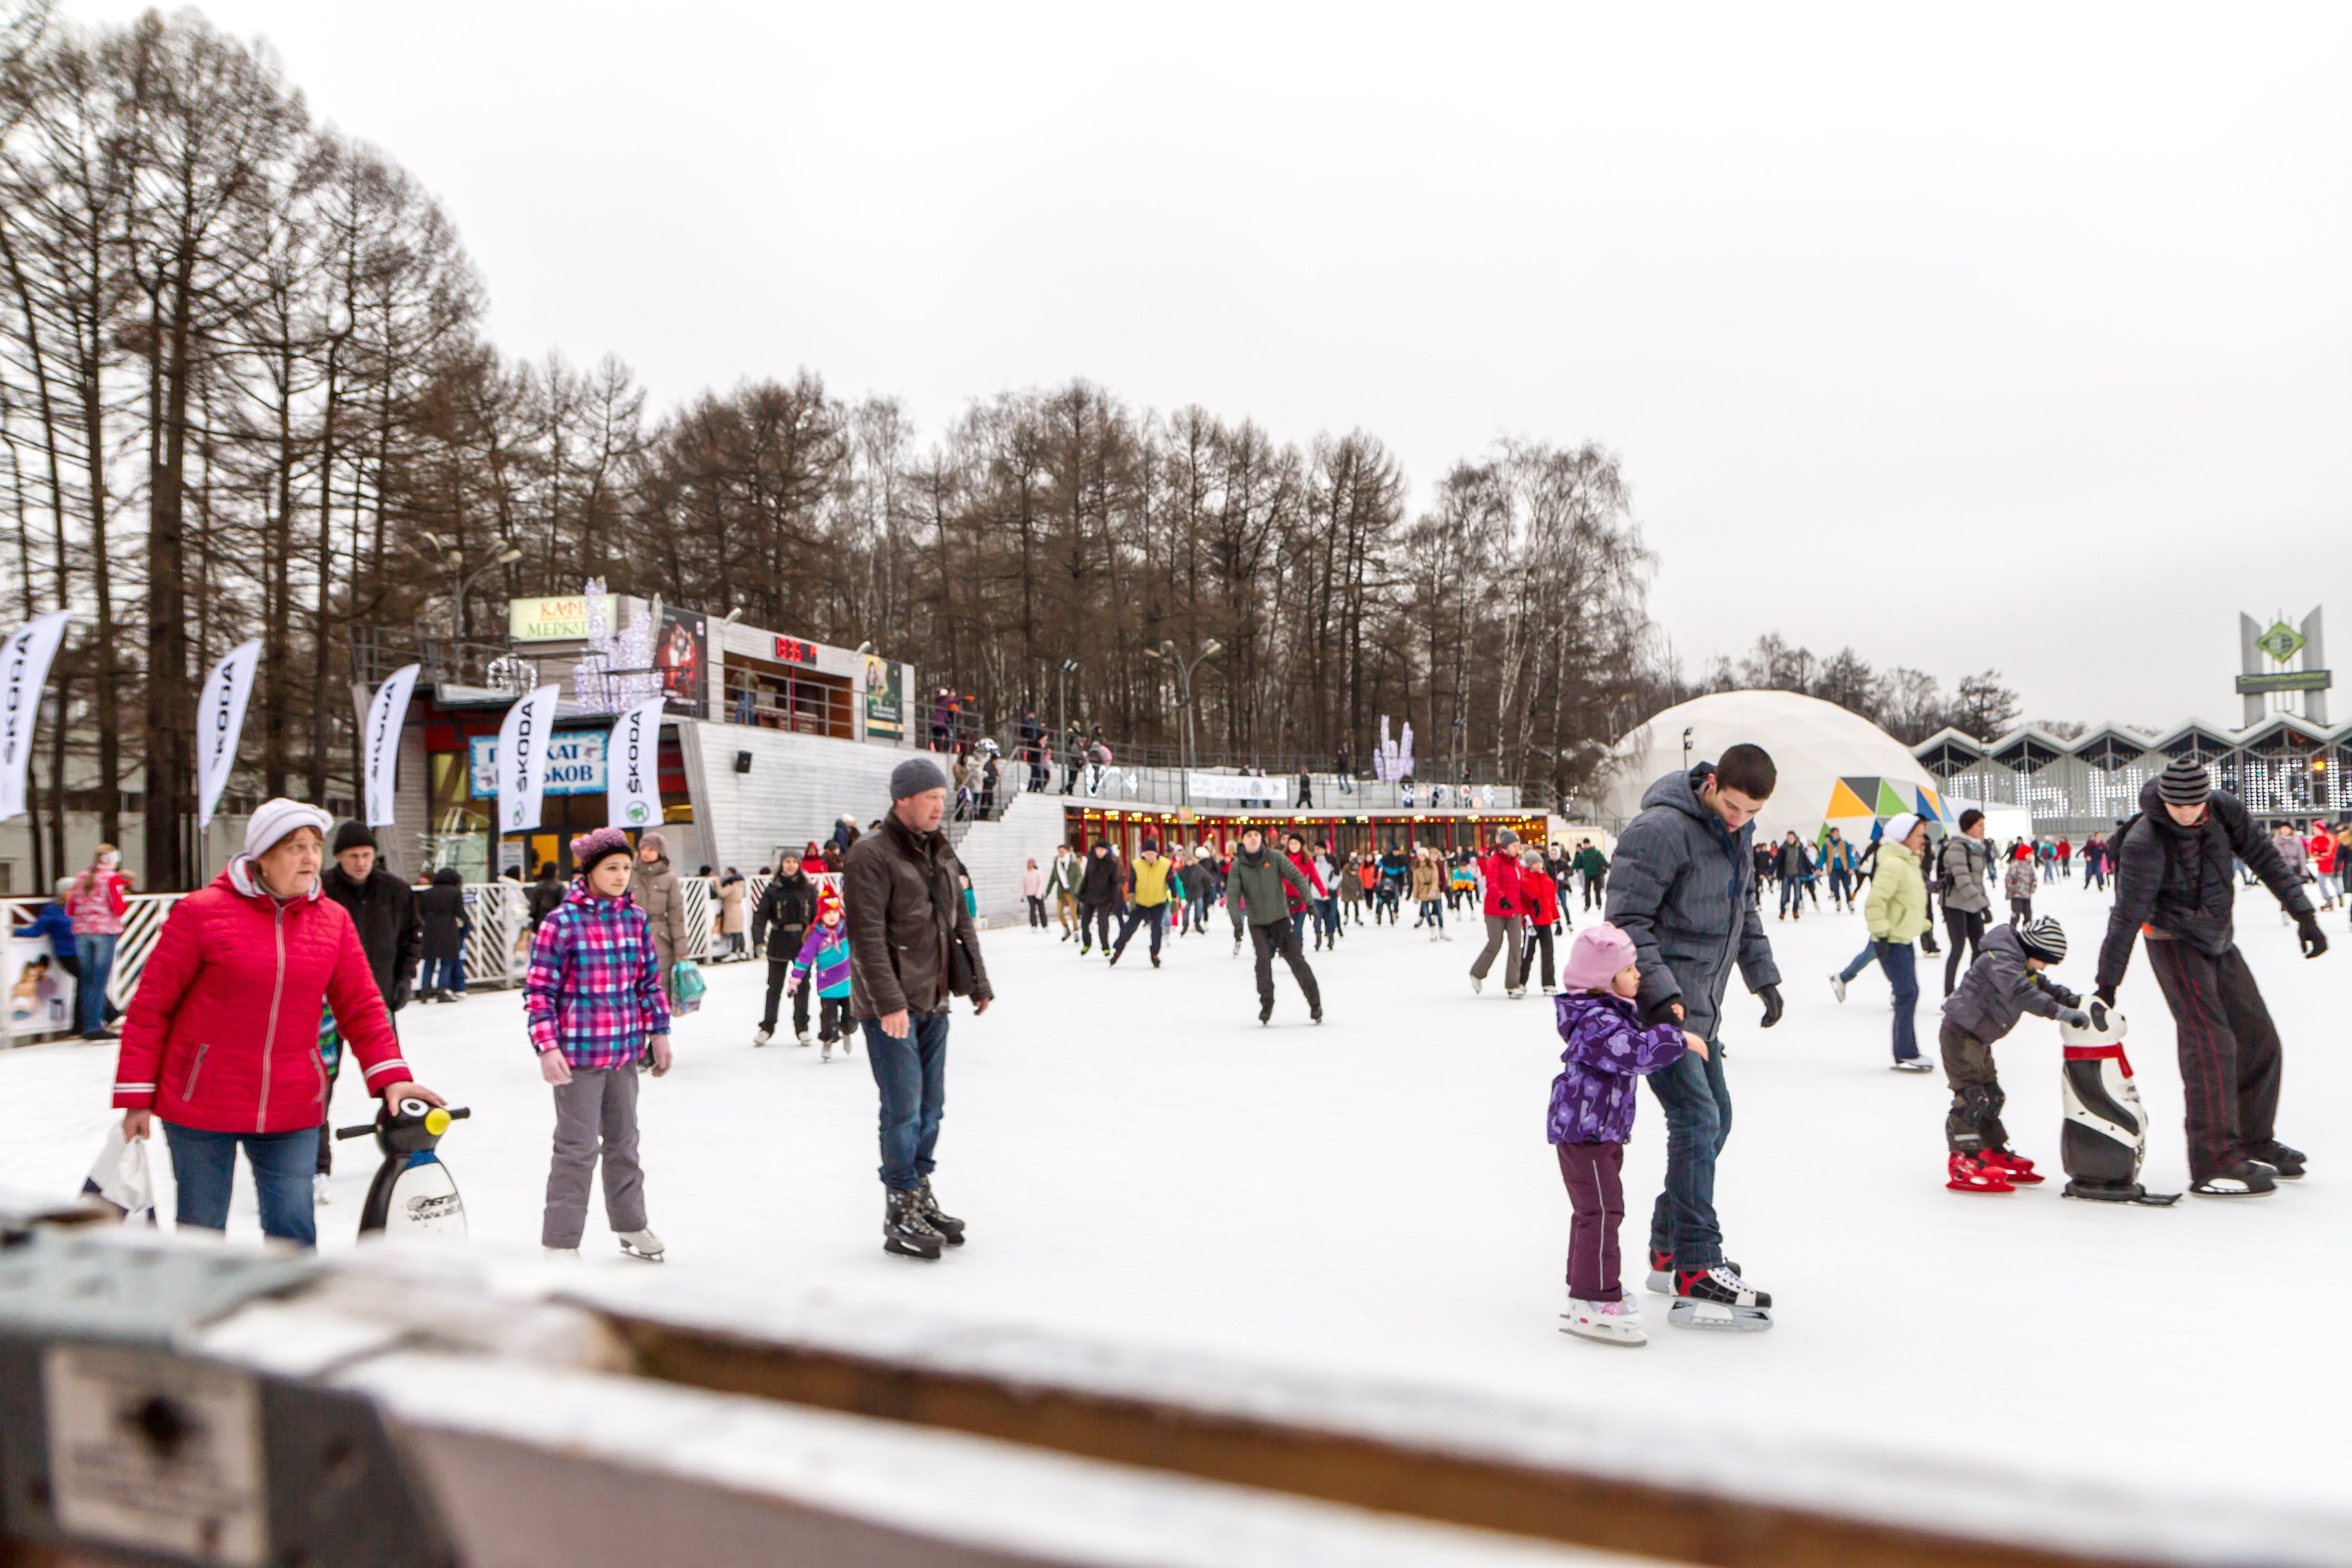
[81,1124,156,1225]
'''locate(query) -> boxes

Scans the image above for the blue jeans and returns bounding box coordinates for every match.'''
[1837,940,1878,983]
[1828,867,1853,907]
[75,932,117,1034]
[1884,941,1920,1061]
[1645,1041,1732,1268]
[162,1122,317,1247]
[1777,879,1801,916]
[425,956,466,994]
[864,1011,949,1190]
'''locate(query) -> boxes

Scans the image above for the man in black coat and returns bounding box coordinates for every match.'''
[753,848,820,1046]
[2095,758,2328,1195]
[319,821,421,1179]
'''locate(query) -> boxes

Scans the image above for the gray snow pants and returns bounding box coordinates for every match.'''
[543,1064,647,1248]
[1469,914,1524,985]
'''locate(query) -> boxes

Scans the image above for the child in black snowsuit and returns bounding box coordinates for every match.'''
[1939,916,2091,1194]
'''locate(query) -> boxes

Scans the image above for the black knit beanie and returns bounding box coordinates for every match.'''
[2156,758,2210,807]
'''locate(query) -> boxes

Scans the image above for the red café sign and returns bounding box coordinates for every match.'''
[774,637,817,665]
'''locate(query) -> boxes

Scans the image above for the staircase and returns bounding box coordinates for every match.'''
[946,791,1065,926]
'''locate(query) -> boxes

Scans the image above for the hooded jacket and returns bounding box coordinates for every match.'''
[1225,845,1313,928]
[524,879,672,1069]
[1480,847,1522,917]
[1865,840,1931,943]
[1077,849,1124,906]
[843,810,993,1019]
[2097,781,2310,991]
[1601,766,1780,1043]
[1547,990,1690,1145]
[113,858,410,1132]
[1943,923,2080,1044]
[321,861,421,1005]
[416,869,467,962]
[1935,834,1993,915]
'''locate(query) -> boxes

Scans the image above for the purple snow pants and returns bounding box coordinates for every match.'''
[1556,1141,1627,1300]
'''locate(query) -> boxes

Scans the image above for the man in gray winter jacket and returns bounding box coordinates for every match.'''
[1934,808,1996,996]
[1604,745,1783,1308]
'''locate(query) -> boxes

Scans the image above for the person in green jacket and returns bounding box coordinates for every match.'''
[1864,813,1934,1071]
[1572,841,1610,912]
[1044,845,1083,942]
[1225,824,1322,1025]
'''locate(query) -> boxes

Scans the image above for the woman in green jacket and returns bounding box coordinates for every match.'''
[1864,813,1933,1070]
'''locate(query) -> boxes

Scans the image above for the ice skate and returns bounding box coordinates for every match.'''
[915,1178,965,1244]
[1507,987,1527,1000]
[1151,954,1161,969]
[1259,1000,1274,1026]
[842,1033,853,1055]
[821,1039,833,1061]
[1559,1295,1646,1347]
[1946,1152,2015,1193]
[617,1228,666,1262]
[885,1187,945,1258]
[313,1174,331,1207]
[753,1027,772,1047]
[1668,1265,1773,1331]
[1828,973,1847,1003]
[1980,1150,2043,1184]
[1470,975,1483,995]
[1891,1058,1933,1073]
[1108,944,1124,966]
[543,1246,578,1260]
[795,1031,812,1047]
[1645,1248,1740,1294]
[2188,1163,2277,1198]
[2249,1140,2305,1179]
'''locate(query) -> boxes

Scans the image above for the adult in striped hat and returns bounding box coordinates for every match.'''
[2095,757,2327,1196]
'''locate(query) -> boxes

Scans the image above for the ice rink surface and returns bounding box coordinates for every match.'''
[5,874,2346,1523]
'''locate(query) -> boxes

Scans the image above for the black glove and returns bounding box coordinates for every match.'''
[2056,1006,2091,1029]
[1872,939,1894,962]
[1641,994,1686,1029]
[2298,913,2328,960]
[2093,985,2116,1010]
[1920,933,1941,955]
[390,975,412,1013]
[1757,983,1784,1029]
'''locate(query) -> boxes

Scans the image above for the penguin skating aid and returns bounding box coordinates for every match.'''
[338,1096,473,1241]
[2055,1005,2179,1207]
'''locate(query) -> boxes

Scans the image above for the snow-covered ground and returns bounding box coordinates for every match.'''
[5,875,2347,1533]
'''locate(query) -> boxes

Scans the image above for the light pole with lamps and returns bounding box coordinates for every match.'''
[451,545,523,640]
[1145,638,1222,807]
[1056,658,1079,750]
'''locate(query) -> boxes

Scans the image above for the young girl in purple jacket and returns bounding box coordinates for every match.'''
[1550,922,1706,1346]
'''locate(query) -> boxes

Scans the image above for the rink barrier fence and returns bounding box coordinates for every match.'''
[0,1214,2321,1568]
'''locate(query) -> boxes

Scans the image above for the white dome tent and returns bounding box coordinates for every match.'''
[1588,691,1952,847]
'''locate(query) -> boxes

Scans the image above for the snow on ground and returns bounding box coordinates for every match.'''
[5,875,2347,1528]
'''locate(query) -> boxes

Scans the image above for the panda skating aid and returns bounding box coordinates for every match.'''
[2055,1004,2178,1207]
[338,1097,473,1241]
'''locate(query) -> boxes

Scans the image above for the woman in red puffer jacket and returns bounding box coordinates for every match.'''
[112,800,442,1247]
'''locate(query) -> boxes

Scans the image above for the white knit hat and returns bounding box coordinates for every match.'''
[244,798,333,859]
[1882,813,1921,846]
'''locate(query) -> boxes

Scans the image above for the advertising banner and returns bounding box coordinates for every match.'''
[363,663,421,827]
[653,606,707,717]
[862,656,906,741]
[510,593,619,643]
[195,639,261,831]
[0,609,70,823]
[606,697,667,830]
[1188,773,1287,805]
[495,685,562,834]
[468,729,608,799]
[10,928,76,1036]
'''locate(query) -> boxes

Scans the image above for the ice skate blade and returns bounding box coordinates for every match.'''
[1643,1269,1671,1294]
[1667,1299,1772,1332]
[885,1236,943,1260]
[618,1245,664,1263]
[2063,1179,2178,1205]
[1558,1316,1647,1347]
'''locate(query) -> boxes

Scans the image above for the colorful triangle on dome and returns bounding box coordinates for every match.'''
[1875,779,1910,817]
[1825,779,1872,818]
[1916,785,1944,821]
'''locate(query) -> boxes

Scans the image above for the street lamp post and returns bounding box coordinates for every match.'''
[453,545,523,639]
[1146,638,1222,808]
[1056,659,1079,753]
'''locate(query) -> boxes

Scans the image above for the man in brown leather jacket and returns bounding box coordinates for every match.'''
[843,757,993,1258]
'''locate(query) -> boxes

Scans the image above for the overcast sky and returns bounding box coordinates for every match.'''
[80,1,2352,730]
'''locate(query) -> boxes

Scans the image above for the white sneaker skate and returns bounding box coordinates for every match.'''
[1559,1295,1647,1346]
[543,1246,578,1260]
[822,1039,833,1061]
[1471,975,1483,995]
[618,1228,665,1263]
[313,1174,331,1206]
[1828,973,1847,1003]
[753,1027,772,1047]
[795,1032,813,1047]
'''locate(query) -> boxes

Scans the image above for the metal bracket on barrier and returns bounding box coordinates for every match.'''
[0,1224,453,1567]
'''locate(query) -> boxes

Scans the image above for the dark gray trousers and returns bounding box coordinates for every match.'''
[543,1065,647,1248]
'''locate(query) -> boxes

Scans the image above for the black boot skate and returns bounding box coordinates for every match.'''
[885,1186,945,1258]
[1667,1264,1773,1331]
[915,1177,965,1245]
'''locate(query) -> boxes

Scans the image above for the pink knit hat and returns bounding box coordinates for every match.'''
[1562,922,1639,995]
[570,826,633,875]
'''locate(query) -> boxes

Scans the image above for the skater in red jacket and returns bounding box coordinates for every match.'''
[1469,829,1527,997]
[112,800,442,1248]
[1513,846,1564,994]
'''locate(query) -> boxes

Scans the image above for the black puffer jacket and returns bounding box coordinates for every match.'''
[416,869,467,963]
[753,872,818,955]
[2097,779,2312,990]
[321,863,421,1006]
[1077,849,1123,907]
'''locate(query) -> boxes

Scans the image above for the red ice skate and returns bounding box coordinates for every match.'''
[1947,1152,2015,1193]
[1980,1150,2044,1184]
